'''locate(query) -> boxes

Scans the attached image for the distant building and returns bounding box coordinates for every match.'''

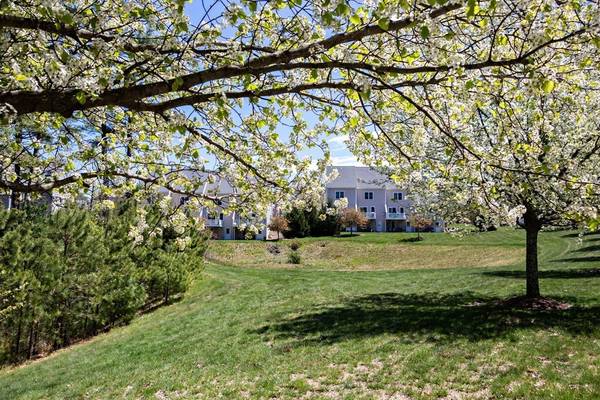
[325,166,444,232]
[0,191,61,212]
[168,173,272,241]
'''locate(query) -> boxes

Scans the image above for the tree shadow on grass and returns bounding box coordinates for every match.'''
[253,292,600,346]
[573,244,600,253]
[553,256,600,263]
[482,268,600,279]
[561,232,600,238]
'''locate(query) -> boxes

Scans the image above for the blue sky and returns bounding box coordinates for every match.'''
[183,0,361,167]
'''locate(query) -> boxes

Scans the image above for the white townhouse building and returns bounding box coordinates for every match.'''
[325,166,444,233]
[168,173,273,241]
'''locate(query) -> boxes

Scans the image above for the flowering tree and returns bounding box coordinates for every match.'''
[408,214,432,241]
[345,45,600,298]
[268,215,289,241]
[2,0,596,222]
[339,208,368,236]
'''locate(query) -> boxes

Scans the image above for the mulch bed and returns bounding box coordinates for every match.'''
[495,295,572,311]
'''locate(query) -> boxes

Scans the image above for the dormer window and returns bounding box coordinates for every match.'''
[393,192,403,201]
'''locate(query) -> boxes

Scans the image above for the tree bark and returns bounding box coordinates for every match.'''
[524,209,542,298]
[13,308,23,361]
[27,319,36,359]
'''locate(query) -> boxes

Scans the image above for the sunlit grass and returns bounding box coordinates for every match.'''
[1,228,600,399]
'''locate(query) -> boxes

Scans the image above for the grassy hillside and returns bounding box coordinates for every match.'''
[2,229,600,399]
[205,230,529,270]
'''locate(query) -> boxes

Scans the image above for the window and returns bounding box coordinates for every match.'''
[179,196,189,205]
[388,207,397,213]
[226,228,230,234]
[219,213,224,220]
[400,207,404,214]
[393,192,403,201]
[359,207,368,213]
[335,191,345,199]
[370,206,375,212]
[364,191,373,200]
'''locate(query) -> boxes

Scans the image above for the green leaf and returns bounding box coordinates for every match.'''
[350,14,361,25]
[336,3,350,16]
[14,74,28,81]
[542,79,556,93]
[310,69,318,80]
[172,77,184,91]
[466,0,477,18]
[419,25,430,39]
[75,91,87,105]
[377,18,390,31]
[65,160,75,172]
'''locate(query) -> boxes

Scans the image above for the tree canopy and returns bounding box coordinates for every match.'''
[3,0,597,220]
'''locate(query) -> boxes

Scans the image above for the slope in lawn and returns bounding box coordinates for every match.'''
[206,230,526,270]
[1,229,600,400]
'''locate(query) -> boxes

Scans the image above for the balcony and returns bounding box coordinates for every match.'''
[205,218,223,227]
[386,212,407,220]
[363,211,376,219]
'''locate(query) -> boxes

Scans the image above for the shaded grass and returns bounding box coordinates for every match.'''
[1,229,600,399]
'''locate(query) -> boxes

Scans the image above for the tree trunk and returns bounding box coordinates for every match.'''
[27,319,36,359]
[13,308,23,361]
[524,210,542,298]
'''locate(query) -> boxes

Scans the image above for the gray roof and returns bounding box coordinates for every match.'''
[180,170,236,195]
[325,166,402,189]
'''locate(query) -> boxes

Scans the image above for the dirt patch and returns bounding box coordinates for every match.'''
[496,296,572,311]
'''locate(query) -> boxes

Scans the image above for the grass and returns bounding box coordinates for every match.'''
[205,230,528,270]
[2,228,600,399]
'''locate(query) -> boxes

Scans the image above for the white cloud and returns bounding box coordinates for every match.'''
[330,154,364,166]
[326,134,349,149]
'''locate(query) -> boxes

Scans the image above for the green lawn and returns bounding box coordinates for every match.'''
[2,229,600,399]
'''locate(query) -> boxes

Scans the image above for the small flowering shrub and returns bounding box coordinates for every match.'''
[0,201,208,364]
[289,241,301,251]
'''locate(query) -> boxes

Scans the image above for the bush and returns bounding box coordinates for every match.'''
[0,200,207,364]
[288,251,301,264]
[285,207,311,238]
[285,204,337,238]
[267,244,281,254]
[289,240,301,251]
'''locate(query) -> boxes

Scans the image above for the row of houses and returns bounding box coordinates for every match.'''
[188,166,443,240]
[325,166,443,233]
[169,174,272,241]
[2,166,444,240]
